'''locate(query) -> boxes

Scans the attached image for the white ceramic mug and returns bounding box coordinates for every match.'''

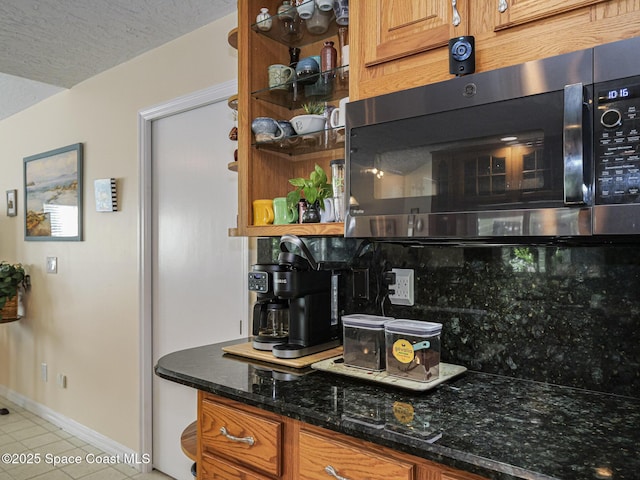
[329,96,349,129]
[320,198,335,222]
[316,0,333,12]
[297,0,315,19]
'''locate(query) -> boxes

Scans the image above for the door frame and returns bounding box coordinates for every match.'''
[138,80,238,472]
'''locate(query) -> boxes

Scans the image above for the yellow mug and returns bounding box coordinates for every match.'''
[253,199,275,226]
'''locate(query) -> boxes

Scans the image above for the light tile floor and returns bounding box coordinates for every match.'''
[0,397,175,480]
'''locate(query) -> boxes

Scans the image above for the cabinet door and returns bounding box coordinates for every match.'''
[494,0,608,30]
[298,429,415,479]
[362,0,468,67]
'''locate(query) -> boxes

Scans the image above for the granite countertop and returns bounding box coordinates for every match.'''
[155,339,639,480]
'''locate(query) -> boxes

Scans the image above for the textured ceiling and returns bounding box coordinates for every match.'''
[0,0,237,121]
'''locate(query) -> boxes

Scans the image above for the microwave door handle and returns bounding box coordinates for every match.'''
[563,83,587,205]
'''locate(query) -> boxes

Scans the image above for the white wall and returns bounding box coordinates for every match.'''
[0,11,238,451]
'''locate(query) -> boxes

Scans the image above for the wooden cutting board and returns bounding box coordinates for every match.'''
[222,341,343,369]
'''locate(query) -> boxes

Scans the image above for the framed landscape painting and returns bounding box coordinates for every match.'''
[23,143,83,241]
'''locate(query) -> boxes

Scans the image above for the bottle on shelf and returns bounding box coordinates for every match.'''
[321,41,337,80]
[337,27,349,81]
[256,8,272,31]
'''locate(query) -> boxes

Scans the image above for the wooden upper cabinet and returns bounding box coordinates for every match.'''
[494,0,608,30]
[362,0,468,67]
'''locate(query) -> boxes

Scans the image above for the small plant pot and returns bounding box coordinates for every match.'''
[291,114,326,135]
[301,201,321,223]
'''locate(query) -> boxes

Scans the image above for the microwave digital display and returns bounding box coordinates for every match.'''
[597,84,640,103]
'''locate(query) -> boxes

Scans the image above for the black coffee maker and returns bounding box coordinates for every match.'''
[270,235,340,359]
[249,263,290,351]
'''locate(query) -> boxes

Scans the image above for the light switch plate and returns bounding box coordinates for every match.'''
[46,256,58,274]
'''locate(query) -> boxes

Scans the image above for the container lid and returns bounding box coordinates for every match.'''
[342,314,393,329]
[330,158,345,166]
[385,319,442,336]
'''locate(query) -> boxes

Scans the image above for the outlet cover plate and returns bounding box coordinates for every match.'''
[389,268,415,306]
[46,256,58,274]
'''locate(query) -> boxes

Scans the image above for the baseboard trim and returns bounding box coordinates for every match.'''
[0,386,144,471]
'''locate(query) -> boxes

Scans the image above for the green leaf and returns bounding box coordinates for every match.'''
[286,190,301,211]
[289,178,306,187]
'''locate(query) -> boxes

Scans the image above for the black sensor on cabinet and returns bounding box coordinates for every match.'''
[449,36,475,76]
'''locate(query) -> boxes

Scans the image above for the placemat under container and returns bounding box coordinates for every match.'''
[311,356,467,391]
[222,341,343,369]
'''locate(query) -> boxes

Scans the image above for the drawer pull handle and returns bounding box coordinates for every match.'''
[219,426,255,446]
[325,465,350,480]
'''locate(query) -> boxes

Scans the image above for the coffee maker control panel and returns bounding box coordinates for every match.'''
[248,272,269,293]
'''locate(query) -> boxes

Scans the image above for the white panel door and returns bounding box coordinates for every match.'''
[151,98,246,479]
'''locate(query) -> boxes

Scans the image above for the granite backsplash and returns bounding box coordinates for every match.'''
[256,238,639,398]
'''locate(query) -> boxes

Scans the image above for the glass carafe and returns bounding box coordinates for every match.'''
[260,303,289,338]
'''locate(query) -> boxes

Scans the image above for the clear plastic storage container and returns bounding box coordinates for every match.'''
[384,320,442,382]
[342,314,393,370]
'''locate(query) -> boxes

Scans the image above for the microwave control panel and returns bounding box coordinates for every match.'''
[595,78,640,204]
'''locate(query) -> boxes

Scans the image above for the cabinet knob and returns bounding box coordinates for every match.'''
[498,0,508,13]
[325,465,350,480]
[219,426,255,446]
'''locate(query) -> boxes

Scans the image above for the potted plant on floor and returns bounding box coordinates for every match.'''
[286,164,333,223]
[0,261,26,322]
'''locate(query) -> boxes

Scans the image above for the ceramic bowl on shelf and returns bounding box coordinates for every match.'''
[295,56,320,85]
[291,114,326,135]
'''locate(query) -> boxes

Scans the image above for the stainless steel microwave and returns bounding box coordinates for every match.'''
[345,36,640,241]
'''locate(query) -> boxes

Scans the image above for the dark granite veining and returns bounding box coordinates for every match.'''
[256,239,640,397]
[155,340,640,480]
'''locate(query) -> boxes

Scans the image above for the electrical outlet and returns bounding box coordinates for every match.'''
[388,268,415,306]
[41,363,48,382]
[57,374,67,388]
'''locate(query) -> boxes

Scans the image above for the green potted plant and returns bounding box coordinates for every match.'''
[286,164,333,223]
[300,101,325,115]
[0,262,26,321]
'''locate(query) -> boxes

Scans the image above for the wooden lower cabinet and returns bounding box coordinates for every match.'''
[197,392,486,480]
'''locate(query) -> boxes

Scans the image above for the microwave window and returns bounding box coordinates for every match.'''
[372,147,440,199]
[370,130,546,201]
[348,90,566,215]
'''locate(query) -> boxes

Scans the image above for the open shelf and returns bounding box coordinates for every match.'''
[180,421,197,462]
[252,68,349,109]
[253,128,345,157]
[243,222,344,237]
[252,1,340,47]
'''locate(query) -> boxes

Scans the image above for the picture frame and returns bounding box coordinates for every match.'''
[6,189,17,217]
[23,143,83,241]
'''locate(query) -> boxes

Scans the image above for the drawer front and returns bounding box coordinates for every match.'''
[200,454,268,480]
[201,399,282,477]
[299,429,415,480]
